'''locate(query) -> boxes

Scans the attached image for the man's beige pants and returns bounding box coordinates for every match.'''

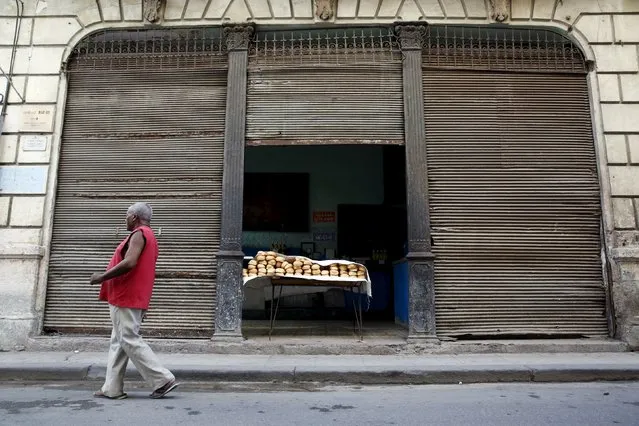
[101,304,175,397]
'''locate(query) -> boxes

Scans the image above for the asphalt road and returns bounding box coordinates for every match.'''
[1,381,638,425]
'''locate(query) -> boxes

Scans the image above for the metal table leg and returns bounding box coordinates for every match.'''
[351,286,363,341]
[268,283,283,341]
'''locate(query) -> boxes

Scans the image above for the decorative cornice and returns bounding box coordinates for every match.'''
[143,0,166,24]
[489,0,510,23]
[315,0,337,21]
[394,23,428,51]
[223,24,255,52]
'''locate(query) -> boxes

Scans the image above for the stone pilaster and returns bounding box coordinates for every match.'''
[395,23,438,343]
[213,24,254,341]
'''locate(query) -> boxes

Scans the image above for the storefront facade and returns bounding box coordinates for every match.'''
[1,0,639,349]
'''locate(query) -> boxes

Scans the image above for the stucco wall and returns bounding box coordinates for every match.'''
[1,0,639,349]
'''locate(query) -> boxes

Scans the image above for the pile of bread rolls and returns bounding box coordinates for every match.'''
[243,251,367,280]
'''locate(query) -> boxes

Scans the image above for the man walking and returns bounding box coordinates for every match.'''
[90,202,179,400]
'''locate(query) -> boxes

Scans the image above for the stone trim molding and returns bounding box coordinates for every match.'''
[611,248,639,261]
[0,245,45,259]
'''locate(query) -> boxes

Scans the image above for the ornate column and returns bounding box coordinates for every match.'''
[395,23,438,342]
[213,24,254,341]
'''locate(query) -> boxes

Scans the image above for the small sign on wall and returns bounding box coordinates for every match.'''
[313,231,336,242]
[313,211,336,223]
[21,135,49,152]
[21,106,55,132]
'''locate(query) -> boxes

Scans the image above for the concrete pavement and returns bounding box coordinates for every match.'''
[1,351,639,385]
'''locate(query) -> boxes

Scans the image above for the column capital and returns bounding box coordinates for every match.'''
[394,22,428,51]
[223,24,255,52]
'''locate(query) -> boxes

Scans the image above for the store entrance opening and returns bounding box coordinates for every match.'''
[241,145,408,336]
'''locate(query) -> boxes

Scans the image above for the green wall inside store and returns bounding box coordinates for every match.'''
[242,145,384,255]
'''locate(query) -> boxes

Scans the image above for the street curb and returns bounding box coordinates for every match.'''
[0,365,91,382]
[3,365,639,385]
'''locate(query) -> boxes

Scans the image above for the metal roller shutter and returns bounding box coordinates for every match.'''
[424,70,607,336]
[44,64,227,337]
[247,65,403,145]
[246,28,404,146]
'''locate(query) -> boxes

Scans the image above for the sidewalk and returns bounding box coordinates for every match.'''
[1,352,639,385]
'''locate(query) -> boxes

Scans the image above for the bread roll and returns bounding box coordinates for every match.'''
[276,262,282,268]
[248,259,257,266]
[275,256,285,263]
[295,269,303,275]
[268,259,277,266]
[256,255,266,262]
[311,264,320,271]
[321,270,329,276]
[302,265,311,271]
[339,265,348,271]
[293,261,303,268]
[303,260,312,266]
[312,270,321,276]
[347,264,358,271]
[248,273,257,277]
[275,268,285,274]
[266,255,275,261]
[348,271,357,277]
[330,271,339,276]
[285,268,295,274]
[266,251,277,257]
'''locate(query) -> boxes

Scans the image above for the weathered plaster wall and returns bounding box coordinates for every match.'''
[1,0,639,349]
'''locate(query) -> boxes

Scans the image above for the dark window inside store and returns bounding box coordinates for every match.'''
[241,145,407,322]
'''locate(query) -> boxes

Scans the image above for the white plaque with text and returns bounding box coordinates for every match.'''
[22,135,49,151]
[21,106,55,132]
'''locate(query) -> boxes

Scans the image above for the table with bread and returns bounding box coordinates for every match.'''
[242,251,371,339]
[242,251,372,301]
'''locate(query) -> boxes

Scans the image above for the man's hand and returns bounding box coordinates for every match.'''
[90,273,104,285]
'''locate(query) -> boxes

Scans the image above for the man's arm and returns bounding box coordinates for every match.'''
[90,231,146,285]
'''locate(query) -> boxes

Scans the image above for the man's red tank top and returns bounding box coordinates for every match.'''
[98,225,159,310]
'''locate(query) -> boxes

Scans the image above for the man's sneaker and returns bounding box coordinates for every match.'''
[150,380,179,399]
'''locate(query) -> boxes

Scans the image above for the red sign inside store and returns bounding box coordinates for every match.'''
[312,211,336,223]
